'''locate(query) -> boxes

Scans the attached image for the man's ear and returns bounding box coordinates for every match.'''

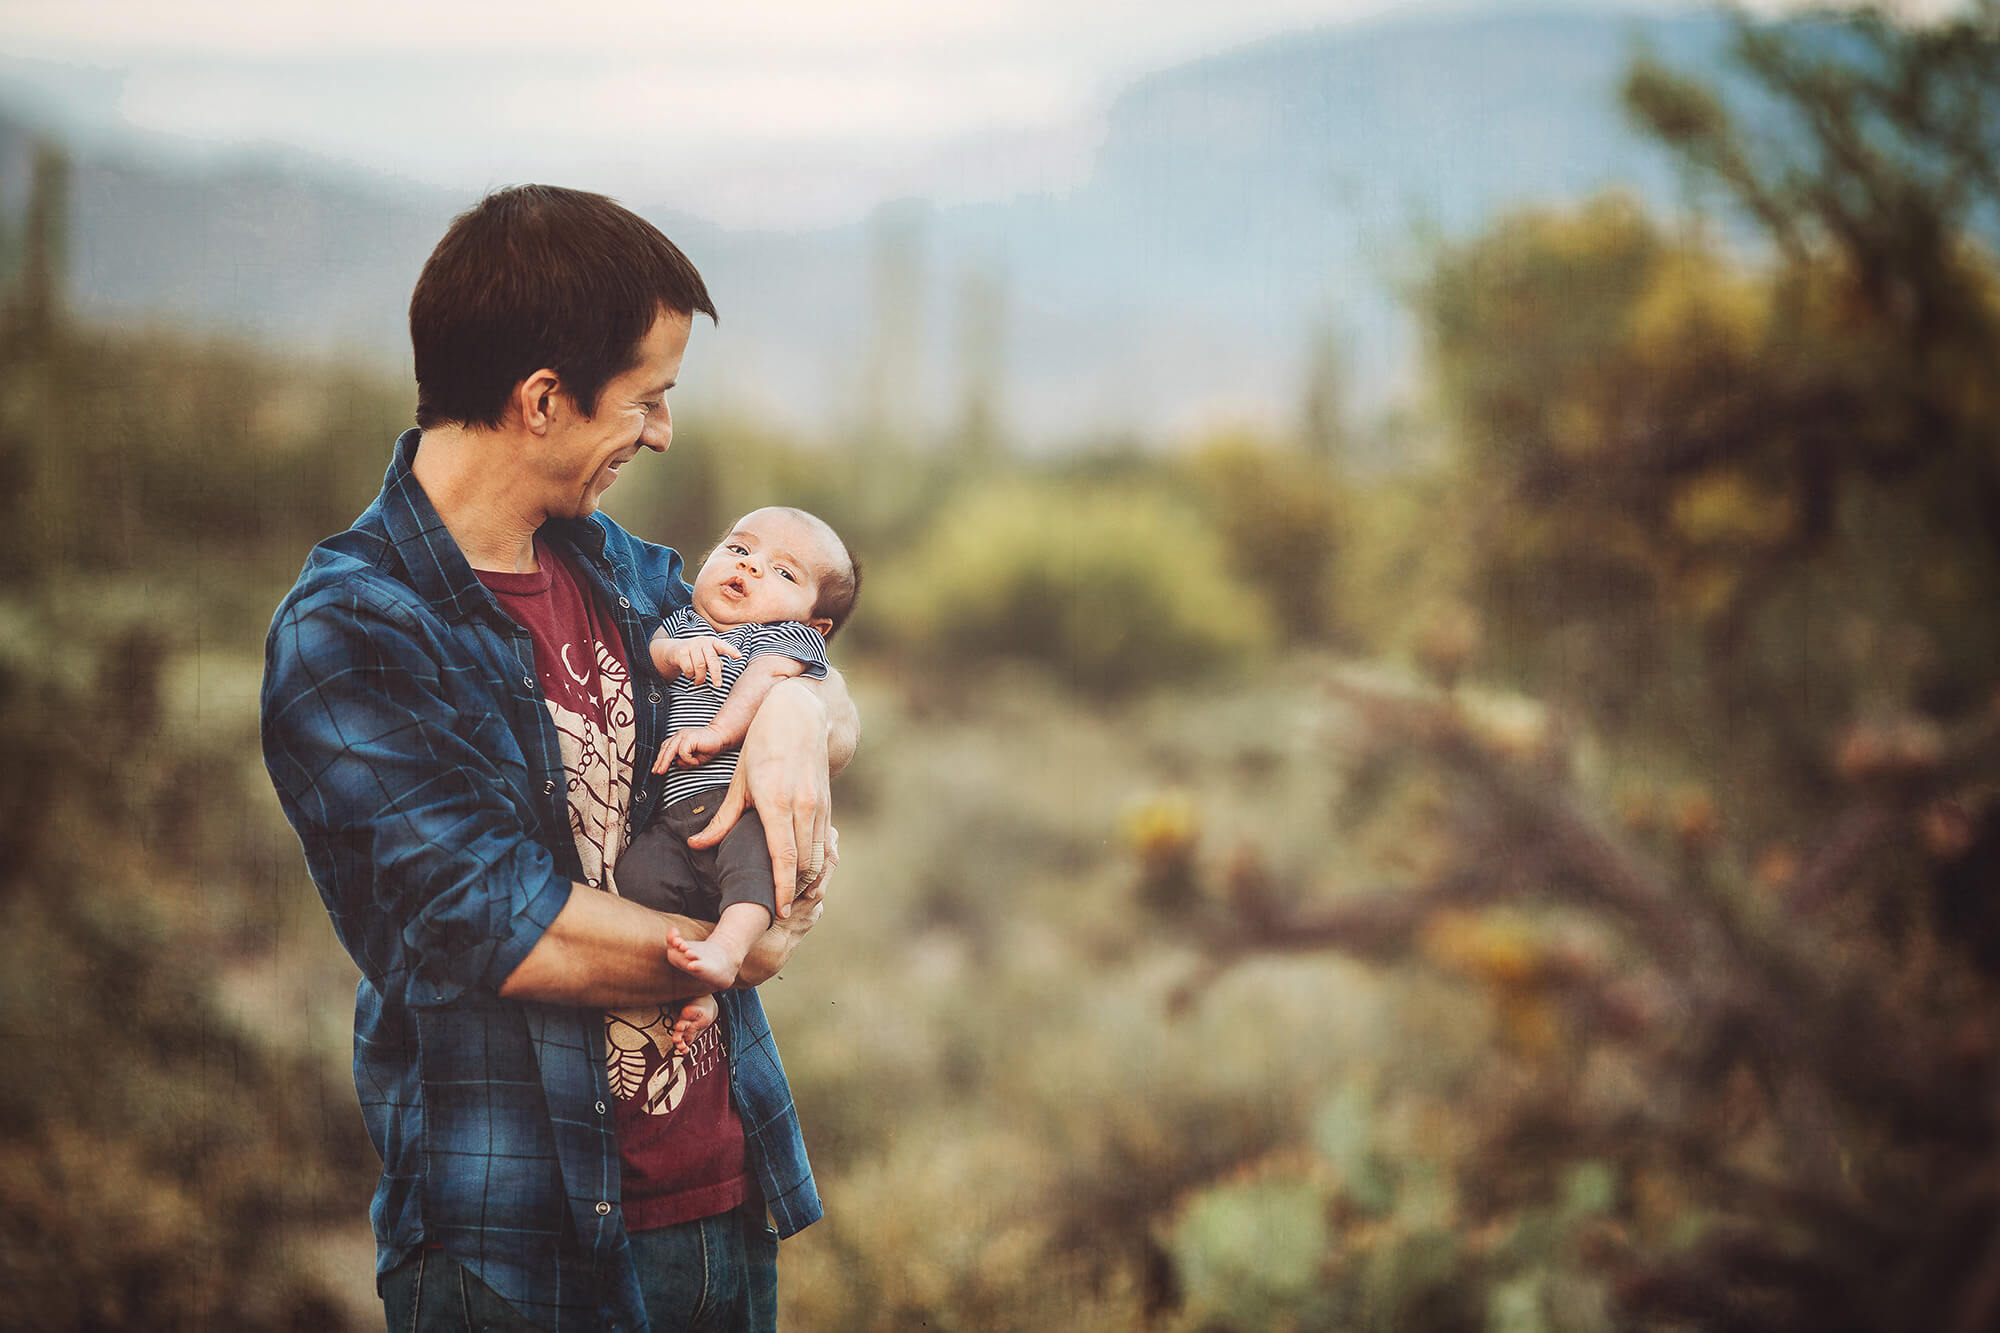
[513,368,563,434]
[809,617,834,640]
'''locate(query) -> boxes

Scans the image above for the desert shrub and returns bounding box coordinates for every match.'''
[1178,429,1346,645]
[867,479,1272,696]
[0,594,376,1332]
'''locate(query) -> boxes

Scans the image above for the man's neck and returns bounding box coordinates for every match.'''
[410,424,545,573]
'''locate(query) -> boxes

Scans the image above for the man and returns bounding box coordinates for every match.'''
[261,185,857,1332]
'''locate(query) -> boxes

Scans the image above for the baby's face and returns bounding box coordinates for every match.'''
[690,508,830,631]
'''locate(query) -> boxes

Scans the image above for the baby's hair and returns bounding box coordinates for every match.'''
[718,507,861,639]
[811,528,862,640]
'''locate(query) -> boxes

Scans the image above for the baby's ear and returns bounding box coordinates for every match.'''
[809,617,834,640]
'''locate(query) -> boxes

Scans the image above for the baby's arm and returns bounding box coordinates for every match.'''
[653,654,807,773]
[650,632,741,687]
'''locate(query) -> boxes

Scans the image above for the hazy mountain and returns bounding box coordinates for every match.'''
[2,9,1747,444]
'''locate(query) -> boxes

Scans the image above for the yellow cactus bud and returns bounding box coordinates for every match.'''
[1413,602,1481,690]
[1752,843,1799,892]
[1119,789,1200,867]
[1670,784,1718,849]
[1420,911,1541,987]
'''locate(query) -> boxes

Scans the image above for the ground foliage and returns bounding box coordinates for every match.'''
[0,311,398,1328]
[1114,5,2000,1329]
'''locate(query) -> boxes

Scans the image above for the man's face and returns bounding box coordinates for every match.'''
[537,310,691,520]
[690,508,832,632]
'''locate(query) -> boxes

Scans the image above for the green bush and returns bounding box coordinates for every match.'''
[870,480,1271,696]
[1180,429,1345,645]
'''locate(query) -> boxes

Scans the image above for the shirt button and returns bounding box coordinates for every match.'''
[634,787,647,803]
[542,780,555,795]
[648,689,662,705]
[595,1200,612,1216]
[596,1101,608,1115]
[618,596,631,609]
[522,675,535,689]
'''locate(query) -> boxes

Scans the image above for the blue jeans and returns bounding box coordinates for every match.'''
[381,1204,779,1333]
[380,1249,542,1333]
[629,1202,780,1333]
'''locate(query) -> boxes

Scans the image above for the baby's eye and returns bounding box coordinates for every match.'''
[777,567,798,582]
[725,543,747,555]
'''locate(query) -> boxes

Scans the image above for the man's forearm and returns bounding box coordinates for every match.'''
[498,886,718,1006]
[497,877,826,1003]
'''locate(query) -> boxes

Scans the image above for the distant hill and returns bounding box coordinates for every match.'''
[2,9,1748,445]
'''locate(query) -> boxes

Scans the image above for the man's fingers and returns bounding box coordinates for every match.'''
[797,812,827,895]
[810,801,831,888]
[793,835,833,927]
[767,820,799,920]
[687,769,748,849]
[754,777,806,920]
[789,773,828,899]
[803,825,838,895]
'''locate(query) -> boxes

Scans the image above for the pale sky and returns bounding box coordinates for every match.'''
[1,0,1963,226]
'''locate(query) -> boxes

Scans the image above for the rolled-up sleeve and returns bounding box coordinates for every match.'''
[262,584,572,1007]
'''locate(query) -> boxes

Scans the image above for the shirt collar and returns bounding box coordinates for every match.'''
[375,427,613,625]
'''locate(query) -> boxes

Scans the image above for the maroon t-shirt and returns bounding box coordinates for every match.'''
[480,537,748,1230]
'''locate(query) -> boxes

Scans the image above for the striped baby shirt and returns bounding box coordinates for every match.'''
[660,604,830,805]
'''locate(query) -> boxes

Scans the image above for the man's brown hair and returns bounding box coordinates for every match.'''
[410,185,717,430]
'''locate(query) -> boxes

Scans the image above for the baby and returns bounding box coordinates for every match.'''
[616,505,860,1046]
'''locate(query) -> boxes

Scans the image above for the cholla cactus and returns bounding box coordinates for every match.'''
[1135,665,2000,1331]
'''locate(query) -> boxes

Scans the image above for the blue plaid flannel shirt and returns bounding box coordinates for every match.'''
[261,430,822,1333]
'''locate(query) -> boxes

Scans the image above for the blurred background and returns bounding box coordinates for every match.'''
[3,0,1998,1328]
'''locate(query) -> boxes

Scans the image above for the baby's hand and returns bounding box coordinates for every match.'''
[650,634,740,688]
[652,725,728,774]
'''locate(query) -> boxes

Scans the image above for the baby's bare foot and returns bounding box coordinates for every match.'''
[671,993,718,1053]
[665,928,744,990]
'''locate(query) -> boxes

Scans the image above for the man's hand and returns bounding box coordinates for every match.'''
[687,678,831,917]
[738,828,836,986]
[650,633,739,687]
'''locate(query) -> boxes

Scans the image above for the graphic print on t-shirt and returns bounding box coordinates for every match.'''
[476,541,637,893]
[544,636,635,892]
[605,1007,726,1116]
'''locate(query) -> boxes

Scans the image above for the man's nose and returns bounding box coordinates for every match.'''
[642,403,673,452]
